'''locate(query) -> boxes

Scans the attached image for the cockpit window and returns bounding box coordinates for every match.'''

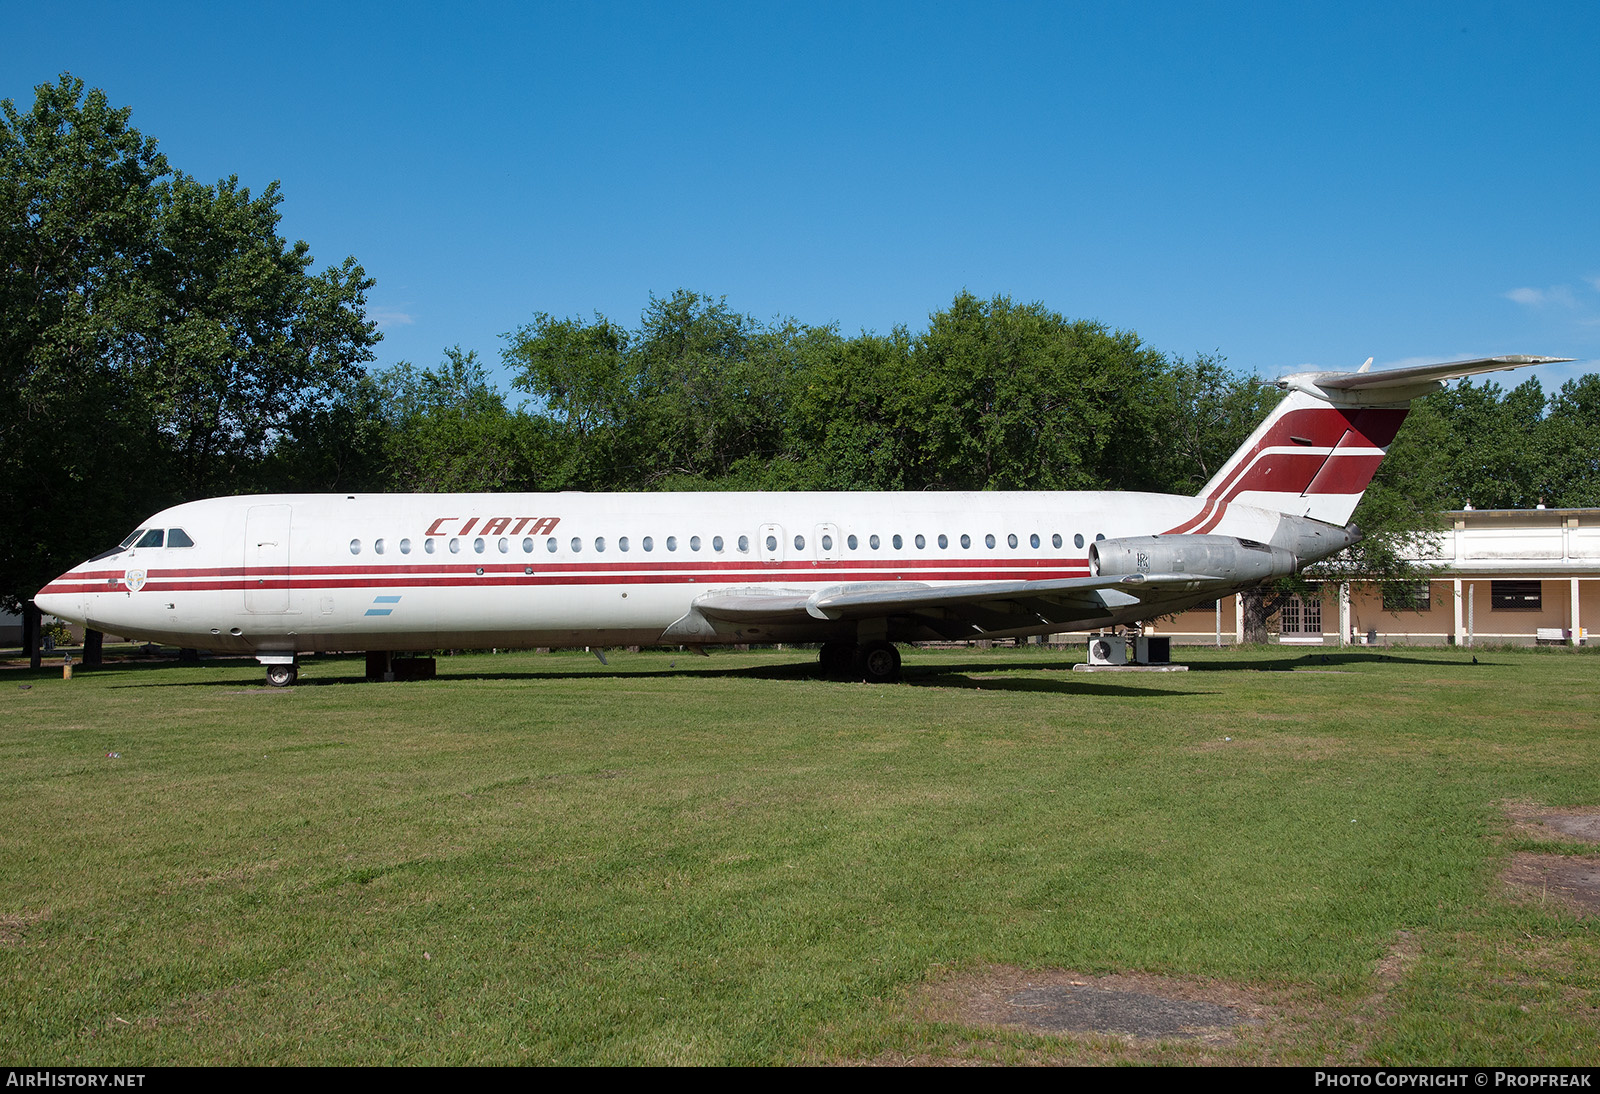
[135,529,164,548]
[167,528,195,548]
[121,530,144,549]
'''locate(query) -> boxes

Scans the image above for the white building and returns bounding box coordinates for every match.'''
[1149,508,1597,646]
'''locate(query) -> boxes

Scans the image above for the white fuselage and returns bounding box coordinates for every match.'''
[37,489,1293,655]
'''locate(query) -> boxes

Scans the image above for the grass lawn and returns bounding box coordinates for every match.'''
[2,644,1596,1064]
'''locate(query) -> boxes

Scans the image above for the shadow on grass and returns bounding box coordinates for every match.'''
[81,654,1208,697]
[43,646,1497,694]
[1180,650,1497,672]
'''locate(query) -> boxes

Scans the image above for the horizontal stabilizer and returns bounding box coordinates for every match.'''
[1312,355,1571,392]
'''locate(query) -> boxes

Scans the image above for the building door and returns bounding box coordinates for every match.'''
[1280,592,1323,642]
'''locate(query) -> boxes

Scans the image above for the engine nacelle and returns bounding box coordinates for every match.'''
[1089,534,1297,584]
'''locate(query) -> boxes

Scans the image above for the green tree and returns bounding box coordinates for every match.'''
[896,292,1172,491]
[143,173,379,497]
[376,348,537,492]
[1542,375,1600,508]
[1145,353,1280,494]
[0,74,379,611]
[1,75,172,612]
[502,311,635,489]
[629,290,798,486]
[780,326,916,490]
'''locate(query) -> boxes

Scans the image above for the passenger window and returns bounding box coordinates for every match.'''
[892,534,903,549]
[474,537,486,554]
[1074,533,1084,549]
[499,538,510,553]
[1008,534,1018,549]
[793,535,805,550]
[914,534,925,549]
[1030,533,1040,549]
[449,538,461,553]
[547,538,558,553]
[595,537,606,552]
[137,529,164,549]
[375,539,385,555]
[1096,533,1105,542]
[570,537,582,552]
[985,534,996,549]
[961,534,971,549]
[1052,533,1062,548]
[167,528,195,548]
[821,534,832,550]
[937,534,948,549]
[847,534,858,550]
[667,536,678,551]
[690,536,701,551]
[400,538,412,554]
[712,536,723,552]
[870,534,880,550]
[739,535,750,552]
[349,539,361,555]
[523,537,534,553]
[619,536,630,552]
[425,539,437,554]
[764,534,776,551]
[643,536,654,552]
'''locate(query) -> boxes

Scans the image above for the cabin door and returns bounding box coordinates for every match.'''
[244,504,291,613]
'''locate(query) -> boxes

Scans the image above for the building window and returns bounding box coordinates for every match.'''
[1382,583,1432,612]
[1490,580,1542,611]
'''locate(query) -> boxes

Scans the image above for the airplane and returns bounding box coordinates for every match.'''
[33,355,1567,687]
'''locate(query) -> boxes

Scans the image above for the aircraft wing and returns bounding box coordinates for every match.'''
[669,572,1229,642]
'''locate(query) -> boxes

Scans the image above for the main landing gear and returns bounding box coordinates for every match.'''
[818,640,902,684]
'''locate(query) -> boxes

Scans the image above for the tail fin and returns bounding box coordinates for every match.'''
[1197,355,1570,526]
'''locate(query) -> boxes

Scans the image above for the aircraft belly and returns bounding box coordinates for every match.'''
[281,578,696,651]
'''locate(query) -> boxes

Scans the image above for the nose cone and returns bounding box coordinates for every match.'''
[35,569,88,627]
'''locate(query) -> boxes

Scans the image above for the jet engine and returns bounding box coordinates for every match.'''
[1088,534,1297,584]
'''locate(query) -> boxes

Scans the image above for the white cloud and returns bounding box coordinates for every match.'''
[369,306,416,329]
[1505,285,1578,309]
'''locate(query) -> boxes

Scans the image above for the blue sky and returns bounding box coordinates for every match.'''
[6,1,1598,395]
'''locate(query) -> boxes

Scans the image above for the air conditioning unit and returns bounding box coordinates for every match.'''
[1087,635,1128,665]
[1135,636,1171,664]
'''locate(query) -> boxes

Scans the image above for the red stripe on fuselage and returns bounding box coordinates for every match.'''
[41,558,1093,597]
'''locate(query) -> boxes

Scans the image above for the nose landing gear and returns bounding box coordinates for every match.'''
[265,663,298,687]
[258,654,299,687]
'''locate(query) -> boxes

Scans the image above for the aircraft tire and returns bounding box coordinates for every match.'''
[858,641,900,684]
[265,664,298,688]
[819,641,857,680]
